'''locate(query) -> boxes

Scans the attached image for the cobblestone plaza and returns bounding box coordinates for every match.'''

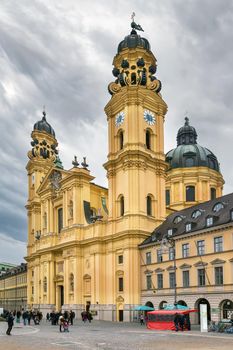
[0,320,232,350]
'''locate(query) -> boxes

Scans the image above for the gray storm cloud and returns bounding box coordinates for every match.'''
[0,0,233,262]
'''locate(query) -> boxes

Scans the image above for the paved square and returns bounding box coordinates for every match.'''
[0,320,232,350]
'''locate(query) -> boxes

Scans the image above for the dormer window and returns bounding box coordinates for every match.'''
[185,223,192,232]
[213,202,224,213]
[167,228,173,237]
[206,216,213,227]
[230,209,233,221]
[173,215,183,224]
[191,209,202,219]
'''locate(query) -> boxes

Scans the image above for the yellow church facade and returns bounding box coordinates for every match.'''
[25,20,225,321]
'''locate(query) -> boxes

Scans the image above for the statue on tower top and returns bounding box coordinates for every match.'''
[131,12,144,32]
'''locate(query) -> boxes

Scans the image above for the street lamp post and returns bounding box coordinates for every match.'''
[160,236,177,308]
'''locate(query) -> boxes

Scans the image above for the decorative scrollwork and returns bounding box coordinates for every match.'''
[108,82,121,95]
[147,79,162,93]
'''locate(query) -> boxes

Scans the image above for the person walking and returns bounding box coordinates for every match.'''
[22,310,28,326]
[6,312,14,336]
[174,313,180,332]
[69,310,75,325]
[140,314,144,325]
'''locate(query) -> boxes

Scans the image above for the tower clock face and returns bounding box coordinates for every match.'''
[115,111,125,127]
[144,110,156,125]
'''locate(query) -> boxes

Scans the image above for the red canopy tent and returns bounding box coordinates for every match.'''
[147,309,197,331]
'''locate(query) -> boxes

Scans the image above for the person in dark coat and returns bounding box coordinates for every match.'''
[6,312,14,335]
[69,310,75,325]
[179,314,185,331]
[174,313,180,332]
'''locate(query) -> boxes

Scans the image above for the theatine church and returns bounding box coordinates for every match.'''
[25,20,225,322]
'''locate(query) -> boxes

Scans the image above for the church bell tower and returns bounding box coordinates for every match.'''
[105,19,168,230]
[104,18,168,320]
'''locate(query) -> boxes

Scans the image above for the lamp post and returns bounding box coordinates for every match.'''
[160,236,177,308]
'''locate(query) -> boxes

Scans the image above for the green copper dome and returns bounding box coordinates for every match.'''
[166,118,220,172]
[34,111,56,138]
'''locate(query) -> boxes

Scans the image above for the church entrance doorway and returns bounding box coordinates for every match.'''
[57,285,64,310]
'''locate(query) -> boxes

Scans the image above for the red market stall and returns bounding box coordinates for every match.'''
[147,309,197,331]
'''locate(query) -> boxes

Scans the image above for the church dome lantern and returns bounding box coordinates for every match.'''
[108,14,162,95]
[33,110,56,138]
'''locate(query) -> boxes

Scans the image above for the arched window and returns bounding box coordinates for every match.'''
[119,131,124,150]
[186,186,195,202]
[210,188,216,200]
[146,130,151,150]
[146,195,152,216]
[70,273,74,292]
[131,73,137,84]
[213,202,224,212]
[43,277,47,293]
[120,196,124,216]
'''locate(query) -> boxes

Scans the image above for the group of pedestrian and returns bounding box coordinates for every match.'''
[81,310,93,323]
[174,313,191,331]
[48,310,75,327]
[22,309,42,325]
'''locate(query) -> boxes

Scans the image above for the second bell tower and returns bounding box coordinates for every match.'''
[104,22,168,233]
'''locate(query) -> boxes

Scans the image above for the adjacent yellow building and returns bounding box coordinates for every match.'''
[140,193,233,323]
[0,264,27,311]
[24,19,230,322]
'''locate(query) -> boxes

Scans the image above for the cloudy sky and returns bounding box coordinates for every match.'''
[0,0,233,264]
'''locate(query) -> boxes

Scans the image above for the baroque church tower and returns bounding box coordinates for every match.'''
[103,20,168,320]
[26,20,168,322]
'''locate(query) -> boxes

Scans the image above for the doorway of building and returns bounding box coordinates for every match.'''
[60,286,64,309]
[86,301,91,312]
[119,310,123,322]
[195,298,211,324]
